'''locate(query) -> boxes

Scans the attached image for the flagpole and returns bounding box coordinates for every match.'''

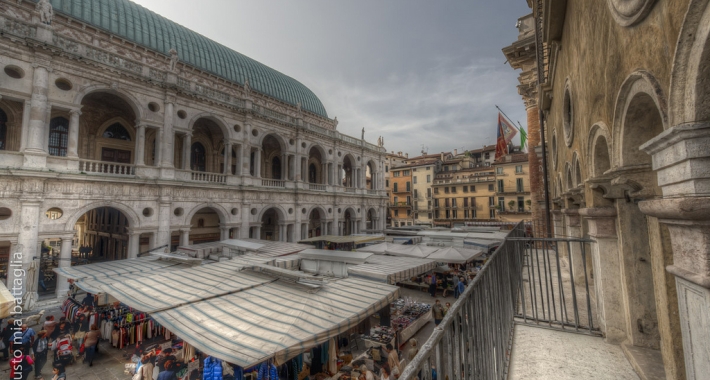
[495,105,518,127]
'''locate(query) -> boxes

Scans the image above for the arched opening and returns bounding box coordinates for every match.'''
[308,208,325,238]
[262,134,284,179]
[342,155,355,187]
[308,146,325,184]
[366,208,377,231]
[366,161,376,190]
[188,207,222,244]
[0,108,7,150]
[343,208,355,235]
[574,158,582,188]
[260,208,281,241]
[593,136,611,177]
[191,142,207,171]
[566,165,573,191]
[191,117,227,173]
[80,92,138,164]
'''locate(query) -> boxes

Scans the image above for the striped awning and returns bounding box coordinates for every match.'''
[385,244,440,258]
[53,256,189,281]
[425,246,483,264]
[355,242,401,254]
[298,235,384,244]
[348,255,437,284]
[0,280,15,319]
[150,276,398,367]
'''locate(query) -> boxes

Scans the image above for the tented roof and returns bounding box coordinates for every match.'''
[298,249,373,264]
[298,235,384,244]
[355,242,401,254]
[53,256,189,281]
[348,255,437,284]
[385,244,440,258]
[425,246,483,264]
[0,280,15,319]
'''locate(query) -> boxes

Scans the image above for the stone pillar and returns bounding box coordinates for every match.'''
[526,105,547,236]
[161,101,175,168]
[179,229,190,247]
[294,210,302,241]
[551,210,567,258]
[241,204,250,238]
[224,143,232,174]
[562,209,585,285]
[254,226,261,240]
[220,226,229,241]
[134,125,146,166]
[55,236,73,298]
[11,200,41,299]
[333,209,340,236]
[579,207,625,343]
[234,144,242,175]
[295,155,303,182]
[157,191,172,249]
[128,231,140,258]
[254,149,262,178]
[242,144,252,176]
[67,109,81,159]
[24,62,51,168]
[638,123,710,379]
[182,133,192,170]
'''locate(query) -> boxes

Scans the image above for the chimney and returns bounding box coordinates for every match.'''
[405,153,409,158]
[440,152,444,161]
[454,149,458,156]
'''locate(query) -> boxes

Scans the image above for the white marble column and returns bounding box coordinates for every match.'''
[179,229,189,247]
[295,155,303,181]
[134,125,146,166]
[24,63,51,167]
[161,102,175,168]
[241,204,251,238]
[333,210,340,236]
[128,231,140,258]
[67,109,81,159]
[254,149,262,178]
[182,133,192,170]
[281,153,288,180]
[224,143,232,174]
[234,144,242,175]
[55,236,73,298]
[11,200,41,299]
[220,226,229,241]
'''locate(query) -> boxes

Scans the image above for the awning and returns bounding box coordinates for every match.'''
[298,249,373,264]
[272,254,300,270]
[384,244,440,258]
[348,255,437,284]
[298,235,384,244]
[0,280,15,319]
[425,246,483,264]
[53,256,189,281]
[355,242,401,254]
[139,276,398,367]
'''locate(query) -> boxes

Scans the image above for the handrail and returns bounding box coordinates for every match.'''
[79,159,135,176]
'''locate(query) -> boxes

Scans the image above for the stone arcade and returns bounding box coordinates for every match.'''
[0,0,387,300]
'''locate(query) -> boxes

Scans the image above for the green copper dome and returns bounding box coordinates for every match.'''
[47,0,328,117]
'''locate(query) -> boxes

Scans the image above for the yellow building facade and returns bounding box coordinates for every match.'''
[493,153,532,223]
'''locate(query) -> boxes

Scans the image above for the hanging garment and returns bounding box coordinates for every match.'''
[327,338,338,374]
[203,356,223,380]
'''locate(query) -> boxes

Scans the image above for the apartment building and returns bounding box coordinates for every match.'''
[388,165,414,227]
[493,153,531,223]
[432,166,498,227]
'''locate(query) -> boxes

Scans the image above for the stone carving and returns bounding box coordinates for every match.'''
[36,0,53,25]
[361,128,365,140]
[296,102,301,113]
[195,84,230,103]
[168,48,179,72]
[243,79,251,96]
[86,47,143,74]
[149,68,167,82]
[177,77,191,91]
[4,19,36,38]
[52,35,80,54]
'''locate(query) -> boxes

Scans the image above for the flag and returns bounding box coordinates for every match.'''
[519,126,528,152]
[495,113,517,160]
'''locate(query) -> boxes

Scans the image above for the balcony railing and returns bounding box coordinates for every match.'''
[191,171,226,183]
[345,188,356,193]
[79,159,135,176]
[308,183,326,191]
[367,189,378,195]
[399,225,598,380]
[261,179,285,188]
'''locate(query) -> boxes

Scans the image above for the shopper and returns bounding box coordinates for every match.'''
[157,360,178,380]
[380,366,391,380]
[83,325,101,366]
[32,330,50,380]
[432,300,445,326]
[10,344,34,380]
[0,318,13,360]
[19,324,36,346]
[156,348,177,372]
[51,364,67,380]
[443,302,451,316]
[139,355,155,380]
[428,273,437,297]
[359,364,375,380]
[456,277,466,298]
[385,343,401,378]
[43,316,57,338]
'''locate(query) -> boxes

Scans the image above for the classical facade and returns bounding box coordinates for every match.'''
[0,0,387,299]
[524,0,710,378]
[493,152,532,223]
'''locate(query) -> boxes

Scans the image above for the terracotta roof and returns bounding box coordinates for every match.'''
[494,153,529,164]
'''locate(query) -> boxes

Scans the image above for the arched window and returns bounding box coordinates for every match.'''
[309,163,317,183]
[191,142,206,172]
[0,108,7,150]
[271,156,281,180]
[48,117,69,156]
[102,123,132,141]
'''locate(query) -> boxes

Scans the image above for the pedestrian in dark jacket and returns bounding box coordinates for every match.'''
[0,319,13,360]
[157,360,178,380]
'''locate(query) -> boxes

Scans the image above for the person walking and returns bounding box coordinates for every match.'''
[428,273,437,297]
[456,277,466,298]
[83,325,101,366]
[0,318,13,360]
[10,344,34,380]
[452,275,460,299]
[432,299,445,326]
[32,330,50,380]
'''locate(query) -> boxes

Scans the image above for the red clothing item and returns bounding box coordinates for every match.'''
[10,354,34,378]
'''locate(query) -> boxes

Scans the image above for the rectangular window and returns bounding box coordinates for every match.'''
[435,210,440,218]
[496,167,504,174]
[406,182,411,192]
[394,183,398,192]
[463,186,468,193]
[427,188,432,198]
[472,209,477,218]
[434,187,439,194]
[464,210,469,219]
[470,185,476,192]
[452,198,457,207]
[407,209,412,216]
[518,196,525,212]
[414,212,418,219]
[444,166,449,172]
[485,153,490,159]
[445,210,450,219]
[434,199,439,207]
[452,210,457,219]
[516,165,523,173]
[394,196,398,205]
[498,197,506,211]
[517,178,524,193]
[426,166,431,170]
[393,171,400,177]
[472,197,476,208]
[428,200,432,208]
[463,198,468,207]
[428,213,432,219]
[385,165,389,172]
[413,176,417,184]
[445,198,450,207]
[489,196,495,206]
[489,209,495,218]
[497,179,504,193]
[451,187,457,193]
[403,170,411,176]
[386,179,389,187]
[414,189,418,198]
[445,187,450,194]
[407,196,411,205]
[427,174,431,183]
[488,184,494,191]
[394,210,399,216]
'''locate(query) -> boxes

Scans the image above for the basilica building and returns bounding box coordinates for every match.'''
[0,0,387,299]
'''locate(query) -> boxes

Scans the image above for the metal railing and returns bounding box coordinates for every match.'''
[400,222,525,380]
[399,223,598,380]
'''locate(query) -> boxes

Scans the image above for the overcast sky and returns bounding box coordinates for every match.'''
[131,0,532,156]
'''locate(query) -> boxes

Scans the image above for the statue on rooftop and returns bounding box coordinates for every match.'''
[362,127,365,140]
[168,49,179,72]
[244,78,251,96]
[333,117,338,129]
[36,0,53,25]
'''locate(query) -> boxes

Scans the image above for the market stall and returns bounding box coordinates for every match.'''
[355,242,401,255]
[298,235,384,250]
[384,244,440,259]
[347,255,437,285]
[425,246,484,264]
[390,298,432,345]
[0,279,14,318]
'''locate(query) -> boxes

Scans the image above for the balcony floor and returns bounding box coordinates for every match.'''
[508,324,640,380]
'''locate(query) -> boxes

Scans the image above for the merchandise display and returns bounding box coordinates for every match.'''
[361,326,396,346]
